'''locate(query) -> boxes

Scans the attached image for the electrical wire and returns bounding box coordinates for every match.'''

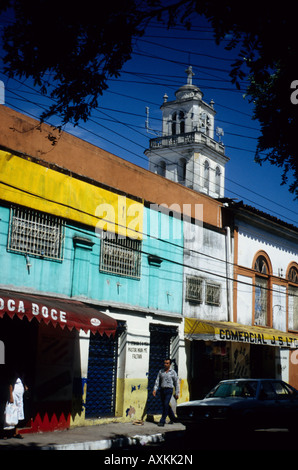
[4,85,297,226]
[1,177,297,301]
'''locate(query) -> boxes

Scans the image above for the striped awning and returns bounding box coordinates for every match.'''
[0,289,117,335]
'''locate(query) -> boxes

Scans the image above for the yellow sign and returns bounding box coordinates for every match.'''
[185,318,298,349]
[0,151,143,239]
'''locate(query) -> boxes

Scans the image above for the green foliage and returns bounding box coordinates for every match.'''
[1,0,146,125]
[1,0,298,196]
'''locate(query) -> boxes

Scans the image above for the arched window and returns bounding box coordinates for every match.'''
[157,160,166,177]
[254,255,269,274]
[171,112,177,135]
[179,111,185,134]
[253,253,271,326]
[288,265,298,284]
[203,160,210,193]
[171,111,185,135]
[287,264,298,330]
[178,158,186,184]
[215,166,221,195]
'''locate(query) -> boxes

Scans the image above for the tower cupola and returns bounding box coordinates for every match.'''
[145,66,229,198]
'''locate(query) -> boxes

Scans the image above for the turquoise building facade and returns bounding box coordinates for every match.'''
[0,204,183,313]
[0,150,185,431]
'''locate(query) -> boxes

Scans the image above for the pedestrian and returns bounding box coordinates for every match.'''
[8,372,28,439]
[152,358,179,427]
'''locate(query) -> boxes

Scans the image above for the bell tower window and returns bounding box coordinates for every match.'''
[178,158,186,184]
[171,112,177,135]
[203,160,210,192]
[179,111,185,134]
[171,111,185,135]
[215,166,221,195]
[158,160,166,177]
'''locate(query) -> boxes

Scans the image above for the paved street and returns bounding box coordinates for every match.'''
[160,427,298,451]
[0,420,297,453]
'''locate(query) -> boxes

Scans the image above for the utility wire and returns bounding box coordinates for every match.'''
[4,86,297,225]
[1,177,297,300]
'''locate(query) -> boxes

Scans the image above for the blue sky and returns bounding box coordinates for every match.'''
[0,14,297,227]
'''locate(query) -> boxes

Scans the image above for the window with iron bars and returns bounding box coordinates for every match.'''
[7,206,64,260]
[185,276,203,304]
[100,233,142,279]
[205,282,221,306]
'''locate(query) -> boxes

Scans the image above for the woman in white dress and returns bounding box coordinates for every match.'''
[9,374,28,439]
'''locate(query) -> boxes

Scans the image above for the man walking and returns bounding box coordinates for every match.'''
[152,358,179,427]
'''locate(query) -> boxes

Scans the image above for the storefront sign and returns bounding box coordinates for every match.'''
[128,346,148,359]
[0,290,117,335]
[0,296,68,325]
[219,328,298,348]
[185,318,298,349]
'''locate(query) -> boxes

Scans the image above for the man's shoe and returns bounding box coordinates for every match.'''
[157,422,165,427]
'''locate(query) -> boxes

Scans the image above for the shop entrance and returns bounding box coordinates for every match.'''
[250,344,276,378]
[146,325,178,415]
[189,341,231,399]
[0,316,38,429]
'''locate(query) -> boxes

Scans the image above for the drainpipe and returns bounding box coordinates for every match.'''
[225,226,233,322]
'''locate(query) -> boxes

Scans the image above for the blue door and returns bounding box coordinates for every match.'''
[85,333,118,418]
[146,325,178,415]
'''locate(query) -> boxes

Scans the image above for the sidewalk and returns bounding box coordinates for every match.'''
[0,420,185,451]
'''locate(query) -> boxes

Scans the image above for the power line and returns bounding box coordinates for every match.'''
[1,177,297,301]
[1,67,296,224]
[4,86,297,225]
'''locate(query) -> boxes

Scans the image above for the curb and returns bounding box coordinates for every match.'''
[40,432,165,450]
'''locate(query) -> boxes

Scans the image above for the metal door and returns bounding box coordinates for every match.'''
[146,325,178,414]
[85,332,118,418]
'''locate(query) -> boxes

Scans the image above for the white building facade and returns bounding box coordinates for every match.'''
[227,202,298,388]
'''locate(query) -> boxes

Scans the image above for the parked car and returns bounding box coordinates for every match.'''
[176,379,298,433]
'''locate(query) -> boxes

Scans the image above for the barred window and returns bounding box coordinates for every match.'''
[206,282,221,306]
[289,286,298,331]
[186,276,203,304]
[7,206,64,260]
[100,233,141,279]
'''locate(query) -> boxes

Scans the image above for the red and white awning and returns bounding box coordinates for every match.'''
[0,290,117,336]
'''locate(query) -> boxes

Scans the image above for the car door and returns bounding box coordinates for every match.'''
[270,381,298,428]
[257,381,280,429]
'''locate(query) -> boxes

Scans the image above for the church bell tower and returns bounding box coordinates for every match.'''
[145,66,229,198]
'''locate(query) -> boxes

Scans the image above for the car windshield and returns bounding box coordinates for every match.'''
[206,381,258,398]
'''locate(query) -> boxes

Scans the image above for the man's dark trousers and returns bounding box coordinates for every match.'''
[159,387,176,424]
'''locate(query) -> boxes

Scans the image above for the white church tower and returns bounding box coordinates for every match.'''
[145,66,229,198]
